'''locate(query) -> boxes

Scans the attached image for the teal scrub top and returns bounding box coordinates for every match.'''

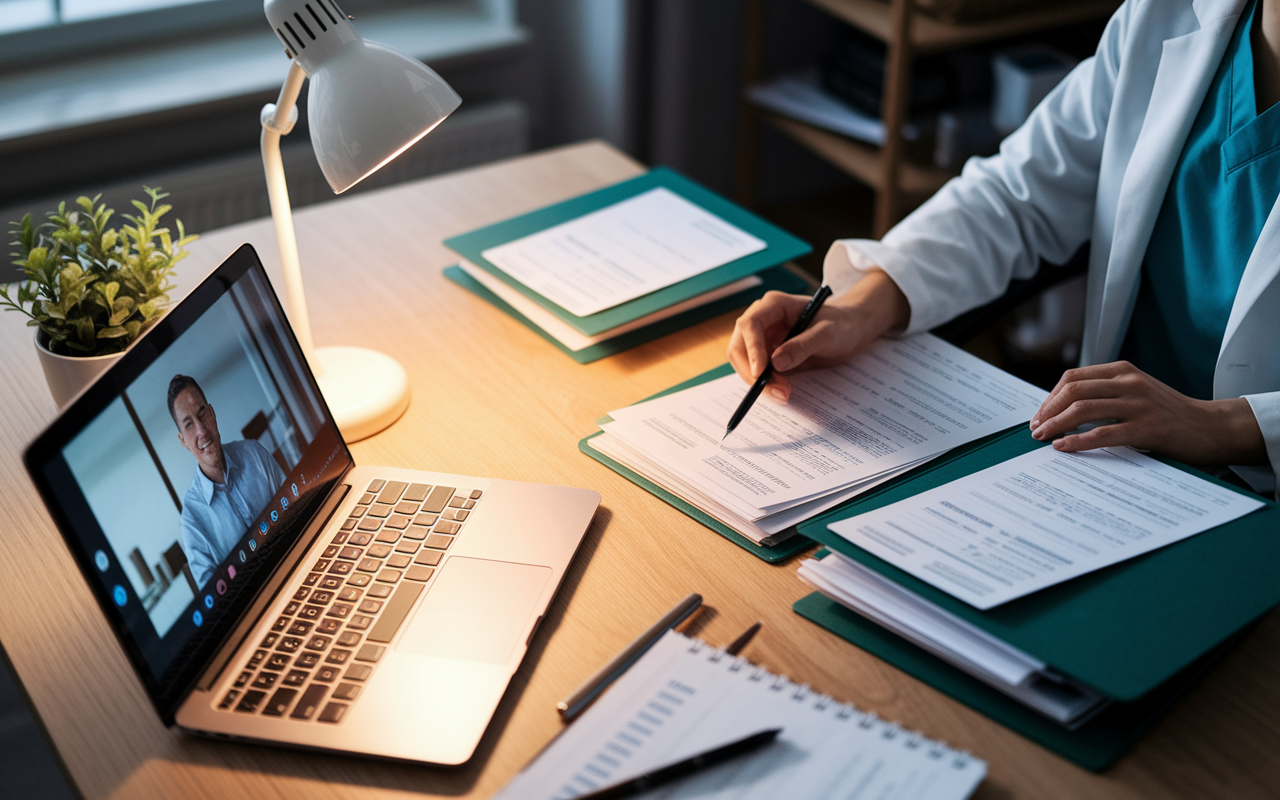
[1122,0,1280,400]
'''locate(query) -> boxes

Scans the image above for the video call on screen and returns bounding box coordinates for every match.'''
[62,267,331,645]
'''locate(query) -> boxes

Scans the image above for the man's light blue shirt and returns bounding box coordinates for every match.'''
[181,438,287,588]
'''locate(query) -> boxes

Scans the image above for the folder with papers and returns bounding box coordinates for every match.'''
[443,167,810,362]
[793,425,1279,770]
[581,334,1047,561]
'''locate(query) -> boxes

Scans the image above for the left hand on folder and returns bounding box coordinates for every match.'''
[1030,361,1267,468]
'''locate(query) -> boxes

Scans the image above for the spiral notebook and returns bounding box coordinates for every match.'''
[495,630,986,799]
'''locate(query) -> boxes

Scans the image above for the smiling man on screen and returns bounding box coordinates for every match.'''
[169,374,287,589]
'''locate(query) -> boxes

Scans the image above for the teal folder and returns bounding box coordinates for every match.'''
[579,364,815,563]
[445,265,806,364]
[793,425,1279,770]
[443,166,812,336]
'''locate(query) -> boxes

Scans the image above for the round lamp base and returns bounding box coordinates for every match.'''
[313,345,410,442]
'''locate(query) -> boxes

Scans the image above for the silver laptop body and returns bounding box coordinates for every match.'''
[25,244,599,765]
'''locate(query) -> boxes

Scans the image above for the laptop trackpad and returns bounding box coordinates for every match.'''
[394,557,551,665]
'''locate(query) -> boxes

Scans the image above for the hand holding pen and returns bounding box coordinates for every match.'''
[724,285,832,440]
[725,271,911,408]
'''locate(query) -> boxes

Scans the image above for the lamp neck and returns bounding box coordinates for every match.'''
[261,59,319,372]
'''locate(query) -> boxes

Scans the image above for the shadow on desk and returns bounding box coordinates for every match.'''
[0,643,75,800]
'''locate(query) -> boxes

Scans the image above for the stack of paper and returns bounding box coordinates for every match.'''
[798,444,1265,726]
[444,168,811,362]
[588,334,1048,545]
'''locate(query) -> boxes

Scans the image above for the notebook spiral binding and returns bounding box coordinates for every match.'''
[683,637,974,770]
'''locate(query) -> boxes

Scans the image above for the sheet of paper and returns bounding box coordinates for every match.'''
[481,187,766,318]
[830,445,1266,610]
[457,260,761,350]
[589,433,931,542]
[494,631,986,800]
[601,335,1047,519]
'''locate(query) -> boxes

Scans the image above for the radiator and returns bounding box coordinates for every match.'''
[3,99,528,250]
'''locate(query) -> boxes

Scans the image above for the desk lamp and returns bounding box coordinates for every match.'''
[260,0,461,441]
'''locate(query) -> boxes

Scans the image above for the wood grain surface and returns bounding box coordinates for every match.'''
[2,141,1278,799]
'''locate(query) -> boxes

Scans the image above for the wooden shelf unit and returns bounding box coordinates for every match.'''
[738,0,1120,237]
[764,112,953,197]
[806,0,1122,54]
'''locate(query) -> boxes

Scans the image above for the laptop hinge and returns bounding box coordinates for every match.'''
[193,475,352,692]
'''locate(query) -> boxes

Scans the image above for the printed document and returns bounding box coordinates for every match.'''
[599,335,1047,523]
[482,187,766,318]
[830,445,1265,610]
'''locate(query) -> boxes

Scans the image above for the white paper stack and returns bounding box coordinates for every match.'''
[588,333,1048,545]
[798,551,1109,726]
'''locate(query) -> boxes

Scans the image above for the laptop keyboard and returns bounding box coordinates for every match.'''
[217,479,483,724]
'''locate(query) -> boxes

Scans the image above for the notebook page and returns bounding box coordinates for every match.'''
[496,631,986,800]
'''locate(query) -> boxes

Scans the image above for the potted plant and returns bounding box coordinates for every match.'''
[2,187,197,408]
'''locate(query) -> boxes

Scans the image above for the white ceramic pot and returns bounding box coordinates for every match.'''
[34,332,123,410]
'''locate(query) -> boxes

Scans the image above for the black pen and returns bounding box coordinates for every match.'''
[573,728,782,800]
[557,593,703,721]
[723,284,833,440]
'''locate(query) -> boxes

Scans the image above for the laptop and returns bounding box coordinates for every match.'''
[24,243,600,765]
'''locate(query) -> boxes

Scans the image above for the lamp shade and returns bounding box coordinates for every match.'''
[308,41,461,193]
[265,0,461,193]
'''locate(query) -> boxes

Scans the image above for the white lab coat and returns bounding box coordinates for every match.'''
[825,0,1280,493]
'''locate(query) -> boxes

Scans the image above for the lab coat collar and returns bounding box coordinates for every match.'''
[1220,197,1280,359]
[1090,0,1247,363]
[1194,0,1248,24]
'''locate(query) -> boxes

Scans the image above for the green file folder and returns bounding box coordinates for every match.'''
[445,265,806,364]
[793,425,1278,770]
[579,364,815,563]
[443,167,812,336]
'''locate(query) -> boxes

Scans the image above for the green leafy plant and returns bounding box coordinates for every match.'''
[2,186,197,356]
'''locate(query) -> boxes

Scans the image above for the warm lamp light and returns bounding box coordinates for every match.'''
[260,0,461,441]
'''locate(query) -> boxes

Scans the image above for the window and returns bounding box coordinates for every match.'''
[0,0,220,34]
[0,1,428,70]
[0,0,262,67]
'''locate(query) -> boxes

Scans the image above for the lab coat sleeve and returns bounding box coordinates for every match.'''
[825,0,1136,334]
[1240,392,1280,496]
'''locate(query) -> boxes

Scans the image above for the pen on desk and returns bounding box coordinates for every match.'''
[558,592,702,721]
[723,284,833,441]
[725,621,762,656]
[573,728,783,800]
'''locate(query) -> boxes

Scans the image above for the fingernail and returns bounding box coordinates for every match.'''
[766,387,787,403]
[1032,425,1044,440]
[773,353,793,371]
[1029,418,1039,429]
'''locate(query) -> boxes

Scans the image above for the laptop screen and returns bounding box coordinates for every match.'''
[25,245,353,720]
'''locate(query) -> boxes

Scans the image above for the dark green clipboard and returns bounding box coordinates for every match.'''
[444,265,806,364]
[793,425,1279,770]
[443,166,811,336]
[578,364,815,563]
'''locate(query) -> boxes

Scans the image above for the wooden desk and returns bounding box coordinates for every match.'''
[2,141,1279,799]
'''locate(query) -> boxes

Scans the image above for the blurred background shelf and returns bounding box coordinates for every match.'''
[738,0,1120,236]
[807,0,1122,53]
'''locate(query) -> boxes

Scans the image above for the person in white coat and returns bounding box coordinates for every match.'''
[729,0,1280,494]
